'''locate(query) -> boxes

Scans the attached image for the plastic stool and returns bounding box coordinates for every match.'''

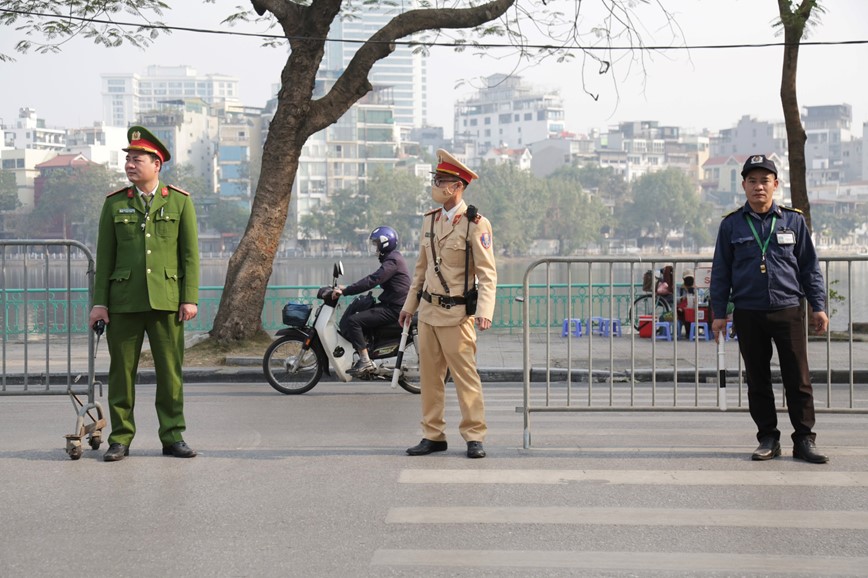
[689,322,710,341]
[725,321,737,341]
[654,321,672,341]
[561,318,583,337]
[589,316,605,335]
[608,318,623,337]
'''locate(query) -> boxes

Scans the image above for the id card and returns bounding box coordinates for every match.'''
[777,231,796,245]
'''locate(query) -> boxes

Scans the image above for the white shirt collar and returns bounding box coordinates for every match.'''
[443,205,459,223]
[136,183,159,198]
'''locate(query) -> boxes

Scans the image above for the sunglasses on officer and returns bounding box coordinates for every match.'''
[431,176,462,187]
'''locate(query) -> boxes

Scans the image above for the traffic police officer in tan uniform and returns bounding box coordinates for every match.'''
[88,126,200,462]
[399,150,497,458]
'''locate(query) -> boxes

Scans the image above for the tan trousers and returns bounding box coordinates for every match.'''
[418,318,486,442]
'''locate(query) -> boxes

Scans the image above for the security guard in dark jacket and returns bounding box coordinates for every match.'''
[710,154,829,464]
[89,126,200,462]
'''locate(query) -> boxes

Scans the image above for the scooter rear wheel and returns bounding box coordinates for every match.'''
[263,334,323,394]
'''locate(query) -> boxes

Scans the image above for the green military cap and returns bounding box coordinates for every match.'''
[123,126,171,163]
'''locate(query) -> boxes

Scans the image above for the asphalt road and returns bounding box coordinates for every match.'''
[1,380,867,577]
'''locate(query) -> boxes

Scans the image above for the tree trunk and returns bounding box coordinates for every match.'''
[209,0,515,343]
[778,0,818,233]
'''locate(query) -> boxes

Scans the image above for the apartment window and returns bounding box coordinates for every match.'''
[484,117,491,125]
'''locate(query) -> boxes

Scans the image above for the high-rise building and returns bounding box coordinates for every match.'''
[101,65,241,127]
[454,74,565,159]
[803,104,855,185]
[289,73,404,248]
[323,3,427,129]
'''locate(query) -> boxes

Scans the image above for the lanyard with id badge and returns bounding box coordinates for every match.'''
[745,215,777,274]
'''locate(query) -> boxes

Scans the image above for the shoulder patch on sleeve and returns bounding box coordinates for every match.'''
[167,185,191,196]
[106,186,130,198]
[781,205,803,214]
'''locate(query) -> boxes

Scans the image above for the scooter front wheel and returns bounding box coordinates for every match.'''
[263,334,323,394]
[397,337,421,395]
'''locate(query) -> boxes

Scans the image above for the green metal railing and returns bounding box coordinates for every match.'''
[2,283,640,335]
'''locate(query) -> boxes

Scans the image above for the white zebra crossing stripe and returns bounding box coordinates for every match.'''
[371,549,868,574]
[398,468,868,486]
[386,507,868,529]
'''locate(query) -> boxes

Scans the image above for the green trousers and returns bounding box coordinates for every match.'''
[106,310,186,446]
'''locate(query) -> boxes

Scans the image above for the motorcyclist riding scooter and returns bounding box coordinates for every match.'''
[330,226,410,375]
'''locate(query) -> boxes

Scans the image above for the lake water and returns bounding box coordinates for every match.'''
[3,253,867,331]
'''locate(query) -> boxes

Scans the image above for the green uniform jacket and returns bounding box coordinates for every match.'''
[93,183,200,312]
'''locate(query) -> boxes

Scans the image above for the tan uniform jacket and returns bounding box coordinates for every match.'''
[402,199,497,326]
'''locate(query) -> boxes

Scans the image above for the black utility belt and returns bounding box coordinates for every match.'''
[422,290,466,309]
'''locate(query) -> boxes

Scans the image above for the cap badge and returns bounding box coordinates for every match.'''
[750,155,764,164]
[131,130,141,141]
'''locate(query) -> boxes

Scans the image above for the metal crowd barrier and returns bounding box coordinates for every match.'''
[520,256,868,448]
[1,240,105,459]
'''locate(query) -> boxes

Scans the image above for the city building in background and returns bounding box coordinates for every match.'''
[138,99,220,193]
[214,104,265,204]
[289,72,406,250]
[64,123,129,174]
[101,65,241,128]
[803,104,859,186]
[454,73,565,161]
[3,107,66,152]
[710,114,788,159]
[322,2,427,129]
[701,152,789,211]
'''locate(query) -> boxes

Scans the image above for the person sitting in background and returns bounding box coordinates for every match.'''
[676,269,698,338]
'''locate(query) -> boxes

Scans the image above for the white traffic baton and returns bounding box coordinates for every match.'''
[390,318,411,389]
[717,333,727,411]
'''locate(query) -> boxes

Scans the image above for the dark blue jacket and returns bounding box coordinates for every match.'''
[342,250,410,309]
[710,201,826,318]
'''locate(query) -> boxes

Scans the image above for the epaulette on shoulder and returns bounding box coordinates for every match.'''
[424,207,440,216]
[106,186,130,198]
[781,205,803,214]
[721,208,740,219]
[167,184,191,196]
[471,212,482,224]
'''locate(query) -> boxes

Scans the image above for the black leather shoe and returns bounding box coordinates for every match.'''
[406,439,447,456]
[793,438,829,464]
[103,443,129,462]
[751,437,781,461]
[162,441,197,458]
[466,441,486,459]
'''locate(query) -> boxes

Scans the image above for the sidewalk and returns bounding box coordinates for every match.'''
[2,328,866,385]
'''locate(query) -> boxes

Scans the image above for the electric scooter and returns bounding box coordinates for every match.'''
[263,262,421,395]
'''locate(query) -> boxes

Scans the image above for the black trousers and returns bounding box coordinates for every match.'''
[733,305,816,443]
[340,303,400,352]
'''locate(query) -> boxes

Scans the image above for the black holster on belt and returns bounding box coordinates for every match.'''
[464,286,478,316]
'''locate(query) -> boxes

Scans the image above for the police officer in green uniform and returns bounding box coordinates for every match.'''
[88,126,200,462]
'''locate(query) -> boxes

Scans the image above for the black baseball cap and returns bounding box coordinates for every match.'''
[741,154,777,178]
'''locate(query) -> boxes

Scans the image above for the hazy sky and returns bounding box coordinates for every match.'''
[2,0,867,139]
